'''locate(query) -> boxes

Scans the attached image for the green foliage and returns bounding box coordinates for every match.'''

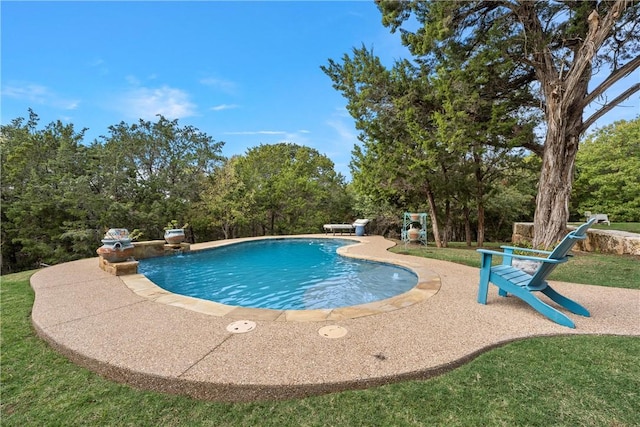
[205,143,352,236]
[1,110,98,271]
[2,111,354,272]
[100,115,225,238]
[164,220,188,231]
[572,118,640,222]
[198,156,256,239]
[1,112,224,273]
[323,42,539,245]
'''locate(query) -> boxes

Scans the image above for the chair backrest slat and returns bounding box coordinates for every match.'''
[529,219,596,285]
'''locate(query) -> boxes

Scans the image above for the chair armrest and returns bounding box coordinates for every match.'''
[476,249,566,264]
[500,245,552,255]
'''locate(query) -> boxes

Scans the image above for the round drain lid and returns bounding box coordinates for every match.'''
[226,320,256,333]
[318,325,347,339]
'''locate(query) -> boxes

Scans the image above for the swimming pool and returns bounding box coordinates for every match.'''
[138,238,418,310]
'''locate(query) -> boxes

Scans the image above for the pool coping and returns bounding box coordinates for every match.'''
[122,235,441,321]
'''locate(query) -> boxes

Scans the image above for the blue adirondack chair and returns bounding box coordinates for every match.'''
[476,219,595,328]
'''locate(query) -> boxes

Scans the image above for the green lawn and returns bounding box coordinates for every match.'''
[2,271,639,426]
[572,222,640,234]
[392,242,640,289]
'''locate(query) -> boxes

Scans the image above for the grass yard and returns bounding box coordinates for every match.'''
[2,268,640,426]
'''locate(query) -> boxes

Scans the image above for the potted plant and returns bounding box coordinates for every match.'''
[96,228,137,262]
[164,220,188,245]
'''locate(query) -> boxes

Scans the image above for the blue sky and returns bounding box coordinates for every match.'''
[2,1,638,179]
[2,1,408,178]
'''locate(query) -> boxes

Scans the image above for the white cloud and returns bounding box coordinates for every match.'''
[222,129,312,148]
[326,117,357,143]
[88,58,105,67]
[1,81,80,110]
[119,85,197,120]
[87,58,109,76]
[211,104,239,111]
[125,75,141,86]
[200,77,238,94]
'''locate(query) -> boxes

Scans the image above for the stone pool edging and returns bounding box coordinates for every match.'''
[122,234,441,322]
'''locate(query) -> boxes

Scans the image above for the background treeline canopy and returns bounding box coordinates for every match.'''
[0,111,352,273]
[1,111,638,274]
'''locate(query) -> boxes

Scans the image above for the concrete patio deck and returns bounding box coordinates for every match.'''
[30,235,639,402]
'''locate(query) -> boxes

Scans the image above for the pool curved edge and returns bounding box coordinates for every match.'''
[123,234,441,321]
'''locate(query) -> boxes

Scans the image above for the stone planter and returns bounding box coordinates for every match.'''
[164,228,186,245]
[97,228,134,263]
[408,227,420,241]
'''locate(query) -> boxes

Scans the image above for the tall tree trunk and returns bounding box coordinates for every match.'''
[443,198,452,248]
[463,205,472,246]
[532,122,581,249]
[533,71,588,249]
[269,211,275,235]
[476,204,485,247]
[474,149,485,247]
[528,2,626,248]
[424,180,442,248]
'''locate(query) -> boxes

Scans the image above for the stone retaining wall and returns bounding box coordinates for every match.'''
[98,241,192,276]
[512,223,640,256]
[132,240,190,259]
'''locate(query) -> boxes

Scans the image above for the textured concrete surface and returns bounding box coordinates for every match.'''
[30,235,640,402]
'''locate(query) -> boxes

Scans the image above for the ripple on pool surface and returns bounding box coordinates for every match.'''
[138,238,418,310]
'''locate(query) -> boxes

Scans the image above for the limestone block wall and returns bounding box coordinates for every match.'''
[97,241,192,277]
[512,223,640,256]
[132,240,167,259]
[132,241,190,259]
[98,257,139,276]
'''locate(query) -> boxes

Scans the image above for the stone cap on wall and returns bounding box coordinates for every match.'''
[512,223,640,256]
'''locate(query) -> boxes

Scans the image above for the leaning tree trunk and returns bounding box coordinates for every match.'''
[532,127,580,249]
[532,78,586,249]
[529,2,626,249]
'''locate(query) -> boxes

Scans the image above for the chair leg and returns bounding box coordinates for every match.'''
[542,286,590,317]
[508,288,576,328]
[498,289,508,297]
[477,256,492,305]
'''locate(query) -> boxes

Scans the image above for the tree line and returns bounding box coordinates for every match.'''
[0,111,352,274]
[2,108,636,274]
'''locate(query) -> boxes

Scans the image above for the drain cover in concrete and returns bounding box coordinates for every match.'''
[226,320,256,333]
[318,325,347,339]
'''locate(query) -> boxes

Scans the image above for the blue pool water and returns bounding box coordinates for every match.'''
[138,238,418,310]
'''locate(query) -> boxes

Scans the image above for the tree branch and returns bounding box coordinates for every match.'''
[582,82,640,130]
[564,0,628,98]
[521,141,545,157]
[581,55,640,108]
